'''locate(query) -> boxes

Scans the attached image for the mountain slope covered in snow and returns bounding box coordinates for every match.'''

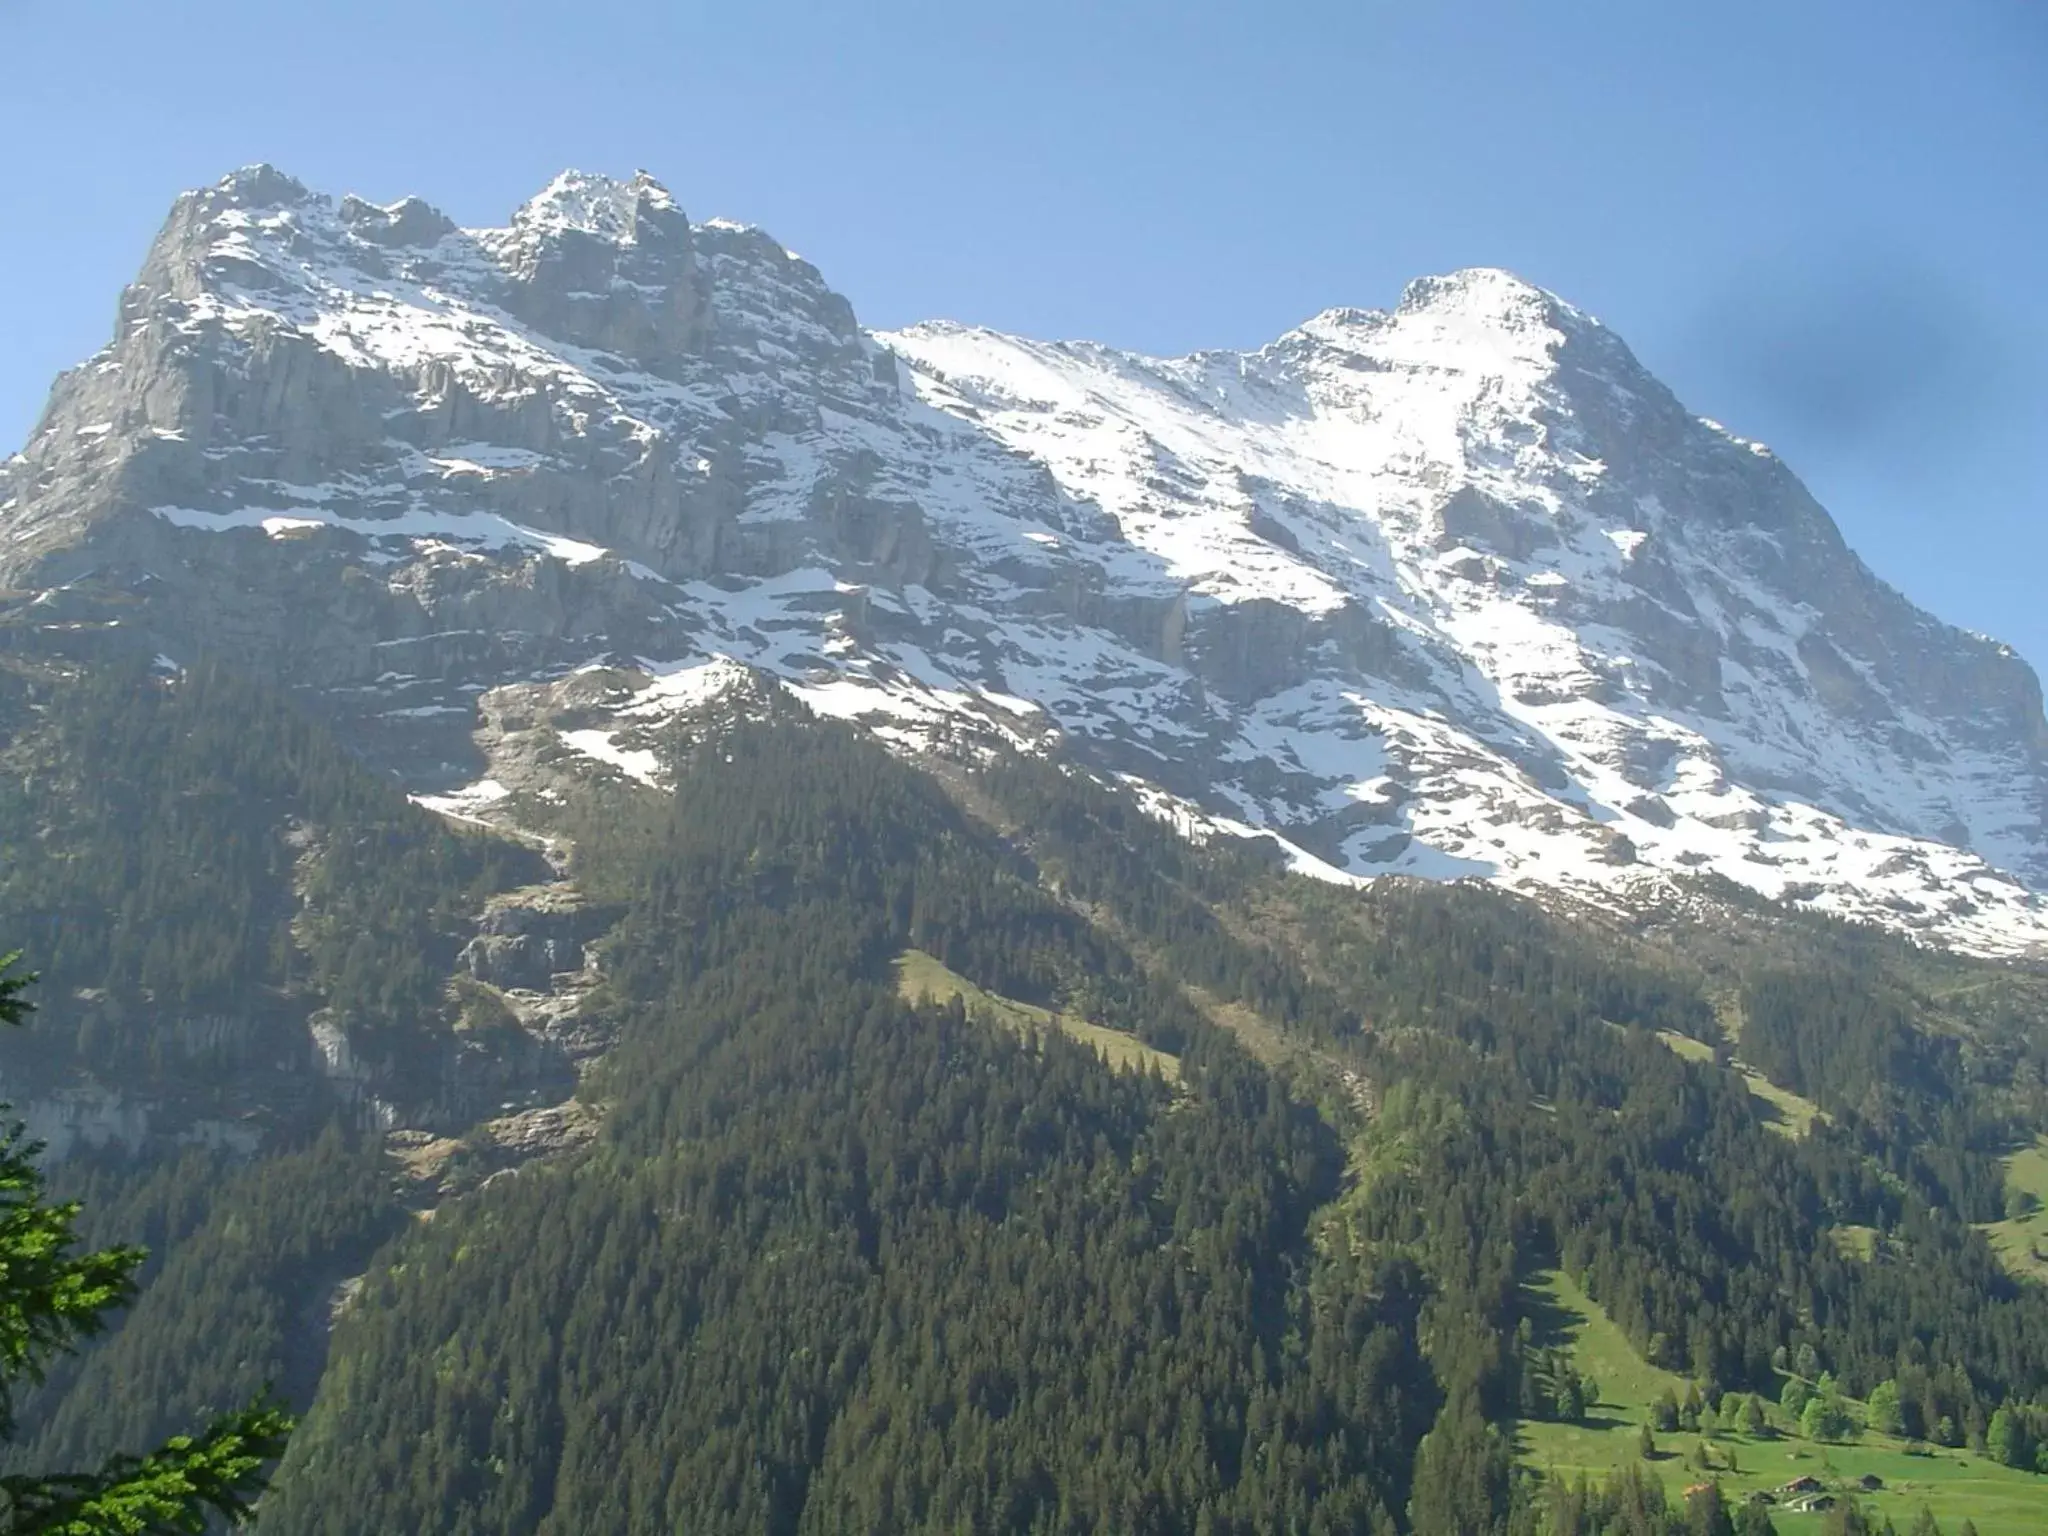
[5,166,2046,952]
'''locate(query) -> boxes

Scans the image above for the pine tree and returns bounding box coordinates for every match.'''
[1742,1394,1768,1437]
[1407,1404,1510,1534]
[1802,1392,1855,1444]
[0,955,291,1531]
[1655,1387,1682,1432]
[1985,1406,2022,1468]
[1685,1479,1734,1536]
[1682,1381,1704,1432]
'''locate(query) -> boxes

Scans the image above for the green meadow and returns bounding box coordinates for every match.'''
[1979,1136,2048,1286]
[1516,1270,2047,1534]
[893,948,1181,1081]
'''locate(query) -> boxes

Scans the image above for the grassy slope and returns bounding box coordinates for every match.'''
[1516,1270,2046,1534]
[1653,1029,1826,1139]
[1979,1136,2048,1285]
[893,949,1180,1081]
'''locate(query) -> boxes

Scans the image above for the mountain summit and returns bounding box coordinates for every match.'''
[5,167,2045,952]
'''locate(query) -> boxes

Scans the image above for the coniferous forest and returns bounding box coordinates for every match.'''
[2,647,2048,1533]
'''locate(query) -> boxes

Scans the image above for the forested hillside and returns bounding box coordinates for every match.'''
[2,653,2046,1532]
[264,712,1436,1534]
[0,645,547,1118]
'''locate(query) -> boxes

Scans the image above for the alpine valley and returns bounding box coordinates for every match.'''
[3,168,2048,1534]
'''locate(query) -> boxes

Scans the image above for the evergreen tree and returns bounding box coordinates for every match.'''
[1685,1479,1734,1536]
[1407,1405,1512,1534]
[1802,1392,1854,1443]
[0,955,291,1531]
[1655,1387,1682,1432]
[1742,1394,1768,1437]
[1556,1375,1583,1423]
[1985,1406,2024,1468]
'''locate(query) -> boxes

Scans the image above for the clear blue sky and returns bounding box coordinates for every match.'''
[4,2,2043,669]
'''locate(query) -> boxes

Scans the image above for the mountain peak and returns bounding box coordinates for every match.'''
[512,169,686,245]
[1397,266,1570,323]
[337,192,457,248]
[207,163,312,210]
[1282,269,1591,369]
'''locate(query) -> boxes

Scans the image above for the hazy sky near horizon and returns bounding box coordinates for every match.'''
[3,2,2043,667]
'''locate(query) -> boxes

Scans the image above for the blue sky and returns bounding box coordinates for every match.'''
[4,1,2043,667]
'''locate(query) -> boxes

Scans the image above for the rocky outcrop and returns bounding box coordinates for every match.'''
[459,886,611,994]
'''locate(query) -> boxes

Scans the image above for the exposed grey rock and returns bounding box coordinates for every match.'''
[459,885,611,992]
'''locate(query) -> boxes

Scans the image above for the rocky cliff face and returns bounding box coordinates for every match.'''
[6,167,2047,953]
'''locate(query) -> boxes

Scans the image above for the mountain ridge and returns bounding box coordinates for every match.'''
[5,164,2046,954]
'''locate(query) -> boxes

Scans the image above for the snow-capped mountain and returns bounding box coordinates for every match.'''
[7,166,2047,953]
